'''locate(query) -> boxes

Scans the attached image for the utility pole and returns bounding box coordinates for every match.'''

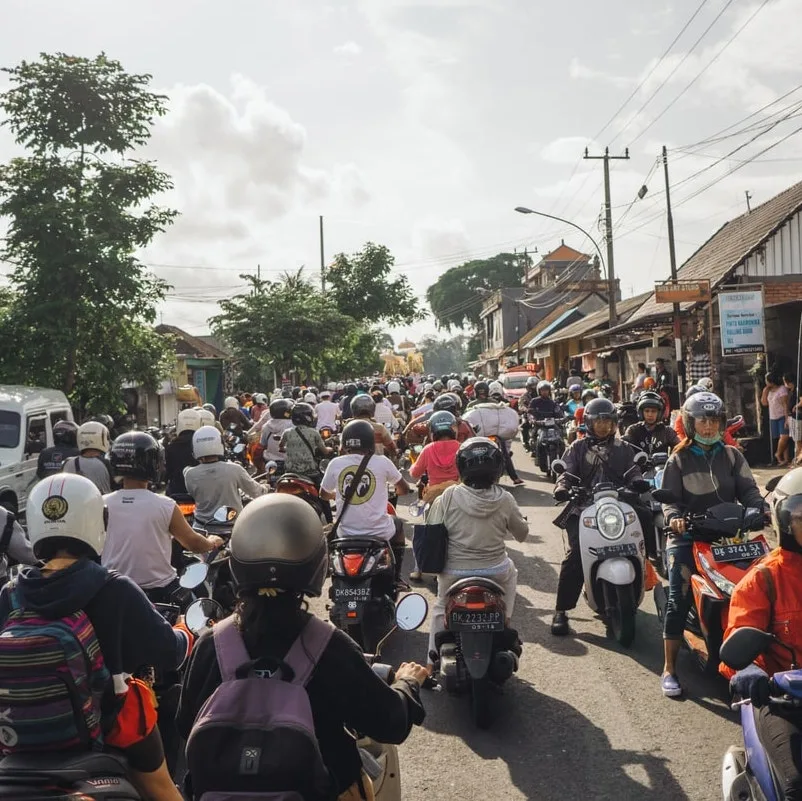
[319,216,326,292]
[745,191,753,213]
[584,147,629,325]
[662,145,685,396]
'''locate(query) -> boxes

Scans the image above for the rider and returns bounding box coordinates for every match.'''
[0,503,36,588]
[165,408,201,498]
[409,411,460,503]
[425,437,529,670]
[658,392,763,698]
[176,494,427,800]
[62,420,116,494]
[219,396,251,436]
[255,398,295,474]
[351,394,398,459]
[622,391,680,455]
[103,432,225,603]
[564,384,583,417]
[250,393,269,423]
[315,389,340,432]
[0,474,193,801]
[466,380,490,408]
[551,398,649,636]
[280,402,333,481]
[721,468,802,800]
[36,420,80,478]
[339,382,358,421]
[518,377,539,452]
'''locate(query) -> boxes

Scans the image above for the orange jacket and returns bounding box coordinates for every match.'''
[720,548,802,679]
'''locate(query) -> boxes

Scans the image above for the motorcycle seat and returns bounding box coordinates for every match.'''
[0,750,128,782]
[445,576,505,596]
[330,536,388,551]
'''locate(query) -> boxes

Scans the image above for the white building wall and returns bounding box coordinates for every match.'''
[738,210,802,278]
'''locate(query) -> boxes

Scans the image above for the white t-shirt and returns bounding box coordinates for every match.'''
[373,402,397,431]
[321,454,402,540]
[102,489,177,589]
[316,400,339,430]
[260,419,294,461]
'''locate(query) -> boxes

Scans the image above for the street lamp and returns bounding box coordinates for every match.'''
[514,206,616,325]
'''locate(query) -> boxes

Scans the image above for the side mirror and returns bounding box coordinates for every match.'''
[766,476,782,493]
[652,489,678,504]
[720,626,775,671]
[185,598,225,635]
[633,451,648,467]
[214,506,238,523]
[551,459,567,476]
[233,443,246,454]
[179,561,209,589]
[395,593,428,631]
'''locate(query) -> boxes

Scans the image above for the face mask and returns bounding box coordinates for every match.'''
[694,432,722,446]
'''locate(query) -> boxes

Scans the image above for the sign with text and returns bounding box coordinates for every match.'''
[718,290,766,355]
[654,280,711,303]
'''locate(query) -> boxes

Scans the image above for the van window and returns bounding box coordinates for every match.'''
[501,374,531,390]
[24,415,47,458]
[0,411,21,449]
[50,409,70,428]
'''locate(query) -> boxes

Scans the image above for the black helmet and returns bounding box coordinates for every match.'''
[229,494,328,596]
[637,391,664,417]
[429,410,457,439]
[772,469,802,552]
[525,376,538,390]
[270,398,294,419]
[681,391,725,441]
[341,420,375,454]
[351,395,376,417]
[581,389,598,404]
[537,380,551,395]
[53,420,79,446]
[433,392,461,415]
[456,437,504,488]
[109,431,163,482]
[583,398,618,442]
[474,380,490,399]
[427,374,437,383]
[685,384,703,399]
[281,388,293,399]
[291,402,316,427]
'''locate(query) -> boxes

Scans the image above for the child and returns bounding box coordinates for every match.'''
[409,411,460,504]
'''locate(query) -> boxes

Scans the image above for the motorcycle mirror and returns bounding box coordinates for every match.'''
[179,561,209,589]
[233,443,246,454]
[185,598,225,635]
[720,626,775,671]
[765,475,782,493]
[633,451,648,466]
[551,459,567,476]
[319,458,330,472]
[214,506,238,523]
[652,489,678,504]
[395,593,428,631]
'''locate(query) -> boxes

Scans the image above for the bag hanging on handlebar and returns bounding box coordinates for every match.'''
[412,490,453,573]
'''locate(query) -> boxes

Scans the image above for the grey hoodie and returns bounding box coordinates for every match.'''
[427,483,529,572]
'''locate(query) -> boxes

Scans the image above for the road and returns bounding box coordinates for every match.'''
[316,440,742,801]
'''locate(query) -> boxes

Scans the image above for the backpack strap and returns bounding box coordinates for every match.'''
[283,617,335,687]
[213,615,252,682]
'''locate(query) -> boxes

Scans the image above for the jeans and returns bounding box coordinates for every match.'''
[663,538,695,640]
[498,438,520,482]
[756,705,802,800]
[555,517,583,611]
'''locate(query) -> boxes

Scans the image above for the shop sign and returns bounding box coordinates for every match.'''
[718,289,766,355]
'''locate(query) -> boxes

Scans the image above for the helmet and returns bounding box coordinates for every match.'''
[474,380,489,399]
[77,421,110,454]
[456,437,504,488]
[772,468,802,551]
[351,395,376,417]
[336,382,344,391]
[643,377,656,390]
[569,383,582,395]
[370,390,385,405]
[637,391,664,417]
[447,379,461,391]
[581,389,597,404]
[584,398,618,441]
[224,396,239,409]
[427,374,437,383]
[429,410,457,438]
[177,408,202,434]
[432,380,444,392]
[341,420,375,454]
[525,376,538,390]
[681,392,725,442]
[202,403,217,416]
[488,381,504,399]
[27,473,107,559]
[696,377,714,392]
[303,392,317,405]
[109,431,163,482]
[344,383,357,396]
[270,398,294,420]
[433,392,462,415]
[537,380,551,395]
[196,408,215,427]
[320,390,332,399]
[53,420,78,446]
[192,425,224,459]
[291,402,316,427]
[229,494,327,596]
[685,384,703,399]
[387,380,401,394]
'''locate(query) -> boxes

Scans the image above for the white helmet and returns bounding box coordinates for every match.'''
[336,382,344,391]
[196,408,215,427]
[387,380,401,394]
[77,421,110,454]
[304,392,317,405]
[488,380,504,398]
[447,379,461,391]
[696,377,714,392]
[253,393,268,405]
[224,396,239,409]
[192,425,224,459]
[327,382,337,391]
[27,473,107,559]
[320,390,332,399]
[177,408,202,434]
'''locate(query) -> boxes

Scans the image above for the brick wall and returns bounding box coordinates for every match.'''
[763,279,802,306]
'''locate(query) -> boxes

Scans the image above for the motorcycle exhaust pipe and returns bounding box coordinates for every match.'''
[491,650,517,683]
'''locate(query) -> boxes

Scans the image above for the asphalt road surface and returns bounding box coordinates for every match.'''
[314,440,743,801]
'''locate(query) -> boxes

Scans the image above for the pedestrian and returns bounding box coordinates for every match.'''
[762,372,791,465]
[686,341,712,386]
[632,363,648,399]
[784,373,802,465]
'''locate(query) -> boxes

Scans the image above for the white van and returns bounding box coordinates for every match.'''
[0,386,74,514]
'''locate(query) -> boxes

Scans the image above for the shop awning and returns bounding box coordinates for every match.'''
[523,307,580,349]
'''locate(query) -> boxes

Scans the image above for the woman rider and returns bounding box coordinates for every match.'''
[659,392,763,698]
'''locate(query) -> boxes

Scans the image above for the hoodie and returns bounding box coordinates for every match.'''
[409,440,459,486]
[0,559,189,700]
[165,430,198,496]
[426,483,529,572]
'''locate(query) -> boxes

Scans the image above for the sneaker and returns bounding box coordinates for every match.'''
[661,673,682,698]
[409,570,422,581]
[513,478,525,486]
[551,611,570,636]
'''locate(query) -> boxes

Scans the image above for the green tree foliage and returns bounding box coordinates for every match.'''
[419,334,471,376]
[0,53,176,416]
[327,242,423,326]
[426,252,531,331]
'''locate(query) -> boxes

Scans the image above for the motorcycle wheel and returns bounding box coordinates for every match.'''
[471,677,493,729]
[538,453,548,473]
[346,622,366,650]
[604,582,636,647]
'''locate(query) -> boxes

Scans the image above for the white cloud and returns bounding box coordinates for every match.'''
[333,41,362,56]
[540,136,600,165]
[569,57,633,88]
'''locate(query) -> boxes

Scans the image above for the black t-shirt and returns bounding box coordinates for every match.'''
[37,444,80,478]
[622,422,680,454]
[176,610,424,795]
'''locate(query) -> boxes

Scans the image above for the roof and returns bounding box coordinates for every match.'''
[155,324,231,359]
[501,294,591,356]
[541,243,591,263]
[618,180,802,331]
[524,307,582,348]
[0,386,71,408]
[538,291,652,346]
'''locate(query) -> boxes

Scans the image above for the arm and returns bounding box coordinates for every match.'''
[381,427,397,456]
[320,463,337,502]
[36,451,47,479]
[385,458,408,495]
[169,506,220,553]
[722,568,773,674]
[660,456,685,523]
[6,519,35,566]
[732,449,764,509]
[235,464,268,499]
[666,426,680,449]
[555,440,582,490]
[503,495,529,542]
[760,384,770,408]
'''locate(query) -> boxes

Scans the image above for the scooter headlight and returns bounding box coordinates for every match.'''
[596,503,625,540]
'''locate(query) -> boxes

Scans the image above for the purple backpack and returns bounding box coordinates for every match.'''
[186,615,335,801]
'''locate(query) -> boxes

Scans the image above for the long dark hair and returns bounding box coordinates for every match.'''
[235,589,308,639]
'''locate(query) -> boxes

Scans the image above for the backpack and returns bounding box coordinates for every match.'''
[186,615,335,801]
[0,585,110,754]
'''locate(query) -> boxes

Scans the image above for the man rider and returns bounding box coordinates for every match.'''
[62,421,116,494]
[36,420,80,478]
[525,380,564,461]
[551,398,649,636]
[351,395,398,459]
[165,408,201,498]
[219,396,252,436]
[622,391,680,455]
[466,380,490,408]
[518,377,539,452]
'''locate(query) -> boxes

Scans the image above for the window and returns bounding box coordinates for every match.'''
[25,416,47,458]
[50,409,69,428]
[0,411,21,449]
[501,374,531,390]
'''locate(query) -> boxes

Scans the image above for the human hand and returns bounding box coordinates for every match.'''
[395,662,430,686]
[208,535,225,551]
[554,487,570,503]
[669,518,686,535]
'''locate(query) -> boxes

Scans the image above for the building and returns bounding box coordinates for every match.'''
[525,241,618,299]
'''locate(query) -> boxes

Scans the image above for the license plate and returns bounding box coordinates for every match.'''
[333,583,372,602]
[448,610,504,632]
[594,542,638,559]
[711,541,766,563]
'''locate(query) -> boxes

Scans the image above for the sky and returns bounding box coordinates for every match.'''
[1,0,802,348]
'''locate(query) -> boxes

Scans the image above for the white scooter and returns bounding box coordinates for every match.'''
[553,456,648,646]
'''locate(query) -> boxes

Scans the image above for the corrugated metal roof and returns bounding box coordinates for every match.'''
[523,307,581,348]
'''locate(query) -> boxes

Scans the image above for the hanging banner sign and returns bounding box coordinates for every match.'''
[654,280,711,303]
[718,289,766,355]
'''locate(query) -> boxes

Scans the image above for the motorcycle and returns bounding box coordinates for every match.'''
[652,490,769,675]
[617,401,639,435]
[529,415,566,480]
[639,451,670,577]
[434,576,522,728]
[274,473,332,524]
[552,456,649,646]
[720,626,802,801]
[186,506,237,614]
[224,424,251,472]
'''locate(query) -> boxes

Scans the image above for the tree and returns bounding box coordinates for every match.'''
[327,242,423,326]
[418,334,471,376]
[0,53,176,415]
[426,252,531,331]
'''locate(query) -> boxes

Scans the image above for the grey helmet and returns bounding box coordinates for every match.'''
[351,394,376,417]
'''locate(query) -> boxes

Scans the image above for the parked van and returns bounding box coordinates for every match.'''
[0,386,74,514]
